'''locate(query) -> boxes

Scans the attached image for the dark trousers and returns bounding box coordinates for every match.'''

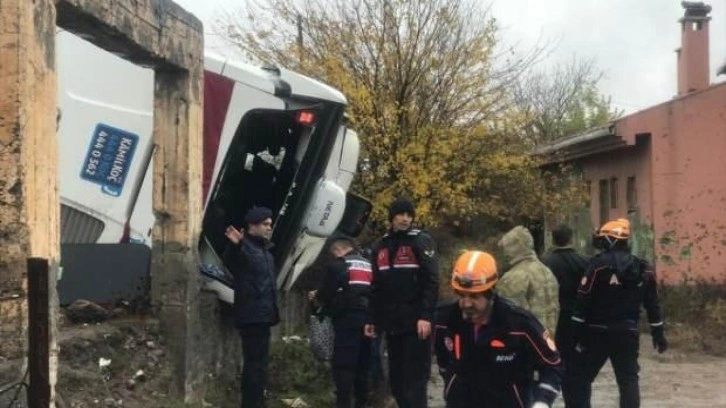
[387,332,432,408]
[240,324,272,408]
[332,323,372,408]
[369,335,385,389]
[556,315,576,407]
[566,329,640,408]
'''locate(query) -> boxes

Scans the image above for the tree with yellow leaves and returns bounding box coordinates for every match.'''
[216,0,585,229]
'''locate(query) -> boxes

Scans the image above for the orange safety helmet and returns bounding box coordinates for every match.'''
[451,250,498,293]
[597,218,631,240]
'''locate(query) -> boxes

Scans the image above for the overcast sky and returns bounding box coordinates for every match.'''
[174,0,726,114]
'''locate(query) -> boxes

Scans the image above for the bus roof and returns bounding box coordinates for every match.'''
[204,53,347,105]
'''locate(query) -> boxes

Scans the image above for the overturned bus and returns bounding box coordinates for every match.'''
[56,30,370,305]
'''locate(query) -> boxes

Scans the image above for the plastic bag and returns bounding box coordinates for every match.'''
[309,313,334,362]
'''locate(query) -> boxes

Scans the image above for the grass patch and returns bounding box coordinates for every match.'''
[659,280,726,356]
[267,337,335,407]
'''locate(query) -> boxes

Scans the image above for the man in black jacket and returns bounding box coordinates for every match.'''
[435,250,562,408]
[224,206,279,408]
[567,218,667,408]
[543,224,588,405]
[310,236,373,408]
[364,197,439,407]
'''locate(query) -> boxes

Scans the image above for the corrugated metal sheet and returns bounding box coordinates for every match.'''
[60,204,105,244]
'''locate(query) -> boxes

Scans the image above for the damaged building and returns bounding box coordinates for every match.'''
[538,2,726,284]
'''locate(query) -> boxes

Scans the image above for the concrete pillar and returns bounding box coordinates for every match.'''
[55,0,206,400]
[151,69,205,399]
[0,0,209,403]
[0,0,60,404]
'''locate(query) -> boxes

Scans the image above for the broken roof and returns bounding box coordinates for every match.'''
[534,123,627,165]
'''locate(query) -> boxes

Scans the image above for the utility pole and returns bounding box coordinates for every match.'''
[28,258,50,408]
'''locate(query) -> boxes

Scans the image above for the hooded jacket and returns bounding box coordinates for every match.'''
[572,249,663,330]
[496,226,560,335]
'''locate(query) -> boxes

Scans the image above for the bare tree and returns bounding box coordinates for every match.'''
[513,57,622,146]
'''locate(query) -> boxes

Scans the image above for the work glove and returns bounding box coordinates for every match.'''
[651,325,668,353]
[532,402,550,408]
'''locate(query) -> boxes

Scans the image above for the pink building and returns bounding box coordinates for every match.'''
[539,2,726,284]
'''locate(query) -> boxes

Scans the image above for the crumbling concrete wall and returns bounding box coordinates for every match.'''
[54,0,214,401]
[2,0,233,404]
[0,0,59,372]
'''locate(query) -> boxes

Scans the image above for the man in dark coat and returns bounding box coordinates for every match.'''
[364,197,439,407]
[435,250,562,408]
[543,224,589,406]
[224,206,279,408]
[567,218,667,408]
[543,225,589,359]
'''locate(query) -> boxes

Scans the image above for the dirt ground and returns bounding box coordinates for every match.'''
[55,316,180,408]
[427,335,726,408]
[3,317,726,407]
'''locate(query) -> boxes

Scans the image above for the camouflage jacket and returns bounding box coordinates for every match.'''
[496,226,560,335]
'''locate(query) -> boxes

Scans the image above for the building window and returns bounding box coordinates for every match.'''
[583,180,592,208]
[599,179,609,225]
[627,176,637,209]
[610,177,618,209]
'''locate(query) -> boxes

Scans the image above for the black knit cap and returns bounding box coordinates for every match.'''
[388,197,416,222]
[244,206,273,226]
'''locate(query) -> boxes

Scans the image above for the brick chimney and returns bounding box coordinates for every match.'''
[677,2,712,95]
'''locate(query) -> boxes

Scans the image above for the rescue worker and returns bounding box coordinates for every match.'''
[223,206,279,408]
[364,197,439,408]
[567,218,667,408]
[435,250,563,407]
[497,225,560,335]
[543,224,589,406]
[309,235,373,408]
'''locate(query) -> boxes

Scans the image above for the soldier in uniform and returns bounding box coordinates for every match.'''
[364,197,439,408]
[310,235,373,408]
[497,226,560,335]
